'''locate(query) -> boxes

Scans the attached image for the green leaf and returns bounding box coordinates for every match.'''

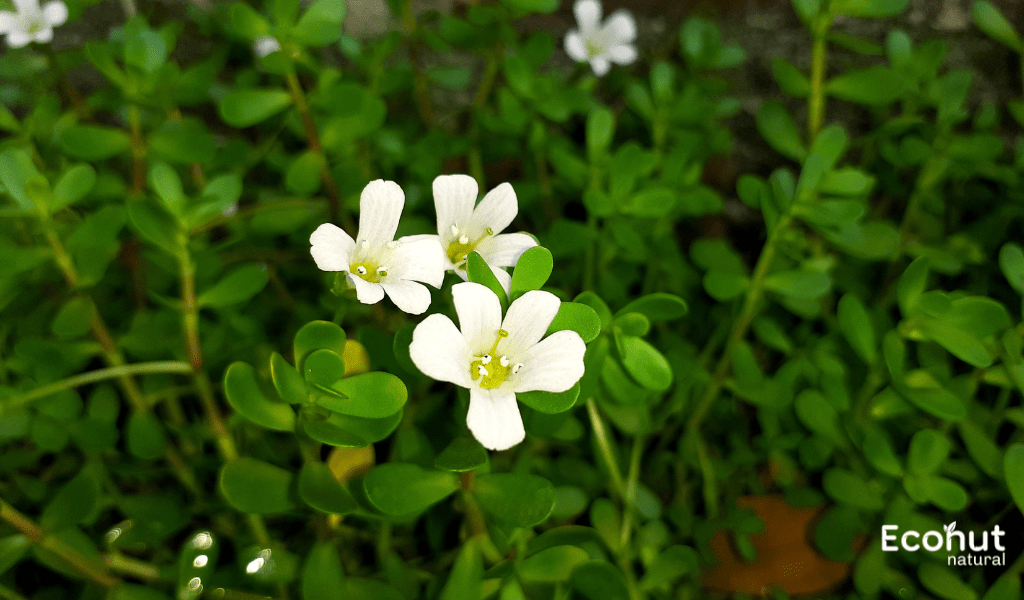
[825,67,904,106]
[862,426,903,477]
[466,252,508,312]
[586,106,615,160]
[999,243,1024,294]
[59,126,131,160]
[918,563,977,600]
[831,0,908,18]
[755,101,806,161]
[0,535,30,576]
[519,545,589,582]
[52,165,97,211]
[302,542,345,600]
[52,297,95,340]
[615,313,651,337]
[617,293,687,322]
[434,437,488,472]
[619,336,672,391]
[510,246,553,300]
[772,57,809,97]
[518,382,580,415]
[972,1,1021,50]
[127,412,168,460]
[303,348,345,388]
[219,457,295,514]
[147,162,186,218]
[302,414,367,448]
[109,583,173,600]
[897,256,930,315]
[473,473,555,527]
[822,468,885,510]
[621,187,676,217]
[500,0,558,13]
[907,430,950,474]
[915,475,968,511]
[818,168,874,196]
[219,89,293,128]
[837,294,877,364]
[546,302,602,343]
[794,390,843,444]
[127,200,179,254]
[439,540,482,600]
[703,271,748,301]
[982,572,1022,600]
[294,321,347,371]
[0,149,41,210]
[271,352,308,404]
[363,463,459,515]
[571,561,630,600]
[40,469,100,531]
[925,320,993,368]
[299,462,357,515]
[316,371,407,418]
[764,270,831,300]
[1005,444,1024,516]
[224,362,297,431]
[958,422,1003,478]
[286,150,325,196]
[123,25,168,74]
[639,545,699,591]
[198,264,269,307]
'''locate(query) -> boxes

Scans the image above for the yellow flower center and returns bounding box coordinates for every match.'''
[351,261,388,284]
[469,329,524,390]
[447,226,494,270]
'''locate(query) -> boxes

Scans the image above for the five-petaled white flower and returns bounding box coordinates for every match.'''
[432,174,537,294]
[409,282,586,451]
[0,0,67,48]
[253,36,281,58]
[564,0,637,76]
[310,180,445,315]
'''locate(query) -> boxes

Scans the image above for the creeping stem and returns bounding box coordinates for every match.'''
[0,499,120,589]
[806,13,832,142]
[3,361,193,410]
[284,72,347,229]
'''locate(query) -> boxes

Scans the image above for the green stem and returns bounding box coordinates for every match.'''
[586,398,627,499]
[807,13,831,143]
[104,553,163,581]
[0,499,120,588]
[284,72,347,230]
[468,46,502,189]
[0,584,28,600]
[4,361,192,410]
[127,104,146,196]
[618,436,644,551]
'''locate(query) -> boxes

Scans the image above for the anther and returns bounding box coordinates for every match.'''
[512,363,523,374]
[459,235,470,244]
[477,365,489,377]
[450,224,459,236]
[481,354,492,365]
[499,356,510,367]
[485,227,494,236]
[356,266,368,275]
[377,267,388,277]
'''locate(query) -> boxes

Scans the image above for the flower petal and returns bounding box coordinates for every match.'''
[603,9,636,44]
[310,223,355,271]
[0,12,17,33]
[467,388,524,451]
[477,232,537,268]
[433,174,478,239]
[513,330,586,393]
[6,29,31,47]
[32,25,52,43]
[410,314,471,387]
[469,182,518,237]
[490,264,511,297]
[564,30,588,62]
[589,56,611,76]
[41,0,66,26]
[381,280,432,315]
[349,273,385,305]
[357,179,404,249]
[573,0,602,32]
[498,289,561,359]
[390,234,445,287]
[452,281,503,350]
[606,43,637,65]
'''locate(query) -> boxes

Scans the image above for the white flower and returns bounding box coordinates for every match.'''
[0,0,67,48]
[409,282,586,451]
[310,180,445,315]
[564,0,637,76]
[432,174,537,294]
[253,36,281,58]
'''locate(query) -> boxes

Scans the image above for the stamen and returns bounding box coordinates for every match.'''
[477,365,489,377]
[377,267,388,277]
[499,356,510,367]
[356,266,368,275]
[450,224,459,236]
[459,235,470,245]
[485,227,494,236]
[512,363,523,374]
[481,354,492,365]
